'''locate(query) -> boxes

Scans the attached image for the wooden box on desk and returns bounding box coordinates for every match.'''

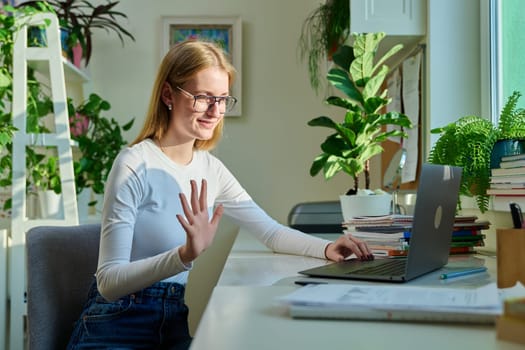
[496,228,525,288]
[496,298,525,345]
[496,316,525,345]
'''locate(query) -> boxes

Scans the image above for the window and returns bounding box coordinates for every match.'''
[489,0,525,123]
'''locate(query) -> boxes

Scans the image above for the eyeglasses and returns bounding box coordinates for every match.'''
[176,86,237,114]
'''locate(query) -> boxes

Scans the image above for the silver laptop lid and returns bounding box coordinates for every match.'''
[405,163,462,280]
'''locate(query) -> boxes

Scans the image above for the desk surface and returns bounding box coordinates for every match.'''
[190,230,522,350]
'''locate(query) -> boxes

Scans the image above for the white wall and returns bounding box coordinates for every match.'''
[86,0,363,334]
[426,0,482,148]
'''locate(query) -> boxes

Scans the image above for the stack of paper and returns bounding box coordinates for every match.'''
[278,282,525,324]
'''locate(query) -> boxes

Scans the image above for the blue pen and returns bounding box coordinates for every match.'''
[439,266,487,280]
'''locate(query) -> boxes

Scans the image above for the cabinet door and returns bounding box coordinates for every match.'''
[350,0,426,36]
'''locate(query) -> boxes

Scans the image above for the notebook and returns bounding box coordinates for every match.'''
[299,163,462,282]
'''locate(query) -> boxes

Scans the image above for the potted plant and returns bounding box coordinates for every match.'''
[428,90,525,213]
[27,149,64,218]
[1,5,133,218]
[69,93,134,208]
[18,0,135,66]
[490,91,525,167]
[298,0,350,93]
[0,4,57,212]
[308,32,413,219]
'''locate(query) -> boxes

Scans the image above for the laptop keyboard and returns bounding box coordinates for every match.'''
[346,259,406,276]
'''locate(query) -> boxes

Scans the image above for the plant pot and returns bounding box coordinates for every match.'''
[71,42,83,68]
[339,193,392,222]
[77,188,91,221]
[490,139,525,169]
[38,190,63,219]
[28,27,47,47]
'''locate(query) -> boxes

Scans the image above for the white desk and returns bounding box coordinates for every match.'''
[190,229,523,350]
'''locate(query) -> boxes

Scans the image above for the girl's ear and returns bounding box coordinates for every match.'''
[161,82,174,106]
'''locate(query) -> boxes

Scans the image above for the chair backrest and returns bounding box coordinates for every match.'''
[287,201,344,233]
[26,224,101,350]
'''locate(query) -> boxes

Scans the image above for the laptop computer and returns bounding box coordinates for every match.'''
[299,163,462,282]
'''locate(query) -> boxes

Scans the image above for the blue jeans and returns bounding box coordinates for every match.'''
[67,280,192,350]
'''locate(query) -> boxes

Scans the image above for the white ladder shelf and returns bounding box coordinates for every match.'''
[9,12,79,350]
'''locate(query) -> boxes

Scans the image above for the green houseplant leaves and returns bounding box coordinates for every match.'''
[429,90,525,213]
[69,93,134,204]
[308,32,413,194]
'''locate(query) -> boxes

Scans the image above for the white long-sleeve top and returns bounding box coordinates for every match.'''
[96,139,331,301]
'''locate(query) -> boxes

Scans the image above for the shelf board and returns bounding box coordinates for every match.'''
[28,57,90,84]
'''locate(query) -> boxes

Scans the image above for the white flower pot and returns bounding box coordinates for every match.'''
[77,188,91,221]
[339,193,392,221]
[38,190,63,219]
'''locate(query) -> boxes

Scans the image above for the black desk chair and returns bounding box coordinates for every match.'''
[26,224,101,350]
[287,201,344,233]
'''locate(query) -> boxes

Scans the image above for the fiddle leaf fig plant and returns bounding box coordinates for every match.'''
[309,32,413,194]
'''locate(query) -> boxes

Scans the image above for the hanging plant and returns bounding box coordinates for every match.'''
[298,0,350,93]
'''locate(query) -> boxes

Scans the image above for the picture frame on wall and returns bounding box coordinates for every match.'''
[161,16,242,117]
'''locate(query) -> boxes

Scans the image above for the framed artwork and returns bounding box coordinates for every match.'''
[161,16,242,116]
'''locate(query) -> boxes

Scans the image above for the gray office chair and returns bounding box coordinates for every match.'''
[26,224,101,350]
[287,201,344,233]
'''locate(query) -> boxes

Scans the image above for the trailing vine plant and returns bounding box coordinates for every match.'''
[298,0,350,94]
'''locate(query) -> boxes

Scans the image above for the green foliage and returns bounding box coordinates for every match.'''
[428,116,499,213]
[0,6,134,211]
[0,4,56,210]
[308,32,413,194]
[69,93,134,204]
[497,91,525,140]
[18,0,135,66]
[428,91,525,213]
[27,148,61,193]
[298,0,350,93]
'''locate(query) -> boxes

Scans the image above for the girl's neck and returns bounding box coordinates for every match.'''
[156,138,194,165]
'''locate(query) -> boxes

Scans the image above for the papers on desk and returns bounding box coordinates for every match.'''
[279,282,525,324]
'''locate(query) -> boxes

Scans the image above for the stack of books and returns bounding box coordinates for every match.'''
[444,217,490,254]
[344,215,489,257]
[488,153,525,210]
[343,215,412,257]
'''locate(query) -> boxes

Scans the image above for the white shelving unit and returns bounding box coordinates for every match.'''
[7,13,81,350]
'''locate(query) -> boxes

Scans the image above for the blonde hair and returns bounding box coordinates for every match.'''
[132,40,236,150]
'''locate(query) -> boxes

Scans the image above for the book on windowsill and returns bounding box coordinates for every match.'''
[491,195,525,211]
[491,174,525,183]
[489,183,525,189]
[501,153,525,162]
[500,159,525,169]
[491,167,525,177]
[487,188,525,196]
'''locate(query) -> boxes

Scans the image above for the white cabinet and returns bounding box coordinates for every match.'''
[350,0,427,36]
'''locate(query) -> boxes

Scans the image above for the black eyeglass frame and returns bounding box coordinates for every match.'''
[176,86,238,114]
